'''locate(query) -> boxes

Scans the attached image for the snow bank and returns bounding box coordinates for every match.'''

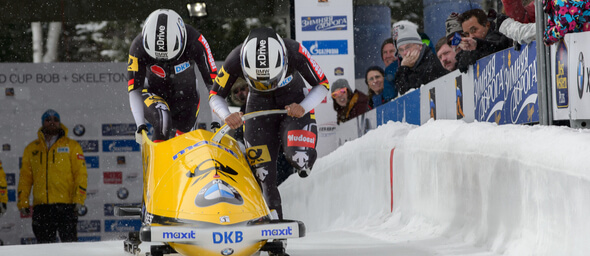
[281,120,590,255]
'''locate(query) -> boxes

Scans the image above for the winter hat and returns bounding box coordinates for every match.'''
[392,20,419,41]
[41,109,60,124]
[331,79,351,93]
[445,12,462,40]
[395,25,422,48]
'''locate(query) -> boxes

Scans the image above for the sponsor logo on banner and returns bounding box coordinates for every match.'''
[85,156,99,168]
[8,189,16,202]
[103,172,123,184]
[102,123,145,136]
[78,236,101,242]
[104,219,142,232]
[103,140,140,152]
[174,61,190,74]
[6,173,15,185]
[301,16,347,31]
[20,237,37,244]
[555,41,568,108]
[77,220,102,233]
[117,187,129,199]
[77,140,99,152]
[456,76,464,119]
[334,67,344,76]
[302,40,348,55]
[318,123,337,137]
[287,130,316,148]
[213,231,244,244]
[474,42,538,124]
[429,87,436,120]
[0,223,15,232]
[577,52,588,99]
[73,124,85,136]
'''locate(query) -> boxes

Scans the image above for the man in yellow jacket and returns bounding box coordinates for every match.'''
[17,109,87,243]
[0,160,7,217]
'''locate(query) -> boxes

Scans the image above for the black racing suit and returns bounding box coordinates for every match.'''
[127,25,218,141]
[209,39,329,219]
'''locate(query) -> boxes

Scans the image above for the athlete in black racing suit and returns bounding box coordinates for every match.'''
[127,9,217,143]
[209,27,330,221]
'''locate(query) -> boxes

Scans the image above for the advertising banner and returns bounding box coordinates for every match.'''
[565,32,590,120]
[473,42,539,124]
[295,0,354,157]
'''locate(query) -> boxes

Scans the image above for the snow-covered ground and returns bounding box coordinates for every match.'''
[2,120,590,255]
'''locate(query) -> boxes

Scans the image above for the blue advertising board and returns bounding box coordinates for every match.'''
[377,89,421,126]
[102,140,140,152]
[473,42,539,124]
[301,16,348,31]
[301,40,348,55]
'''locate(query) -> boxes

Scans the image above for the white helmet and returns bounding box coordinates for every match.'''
[142,9,187,61]
[240,28,288,91]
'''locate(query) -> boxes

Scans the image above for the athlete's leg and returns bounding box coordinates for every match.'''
[281,112,318,176]
[244,114,283,219]
[141,90,172,141]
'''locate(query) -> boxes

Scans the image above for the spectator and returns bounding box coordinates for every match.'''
[445,12,463,45]
[18,109,87,243]
[331,78,370,124]
[381,38,399,99]
[503,0,535,23]
[499,17,536,45]
[392,20,436,55]
[435,37,459,71]
[365,66,396,108]
[0,160,7,217]
[395,25,449,95]
[543,0,590,45]
[228,77,249,107]
[455,9,513,73]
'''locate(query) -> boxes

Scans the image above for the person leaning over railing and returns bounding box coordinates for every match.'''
[455,9,513,73]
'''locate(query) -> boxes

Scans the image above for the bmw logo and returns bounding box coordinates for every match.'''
[73,124,86,137]
[117,187,129,200]
[578,52,585,99]
[221,248,234,255]
[78,205,88,216]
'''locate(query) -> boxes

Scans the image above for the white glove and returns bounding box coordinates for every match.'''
[135,124,148,144]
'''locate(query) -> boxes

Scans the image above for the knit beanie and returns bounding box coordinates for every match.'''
[395,25,422,48]
[331,79,351,93]
[41,109,60,125]
[445,12,462,40]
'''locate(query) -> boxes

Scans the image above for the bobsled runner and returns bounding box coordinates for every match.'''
[115,110,305,256]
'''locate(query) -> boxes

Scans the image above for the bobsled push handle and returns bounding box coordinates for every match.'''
[211,109,288,143]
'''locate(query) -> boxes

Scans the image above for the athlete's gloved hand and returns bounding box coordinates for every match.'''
[19,207,31,217]
[0,203,6,217]
[135,124,148,144]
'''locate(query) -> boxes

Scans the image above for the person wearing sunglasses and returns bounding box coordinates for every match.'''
[331,79,369,124]
[18,109,87,243]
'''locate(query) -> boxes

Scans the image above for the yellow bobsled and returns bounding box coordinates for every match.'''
[117,110,305,256]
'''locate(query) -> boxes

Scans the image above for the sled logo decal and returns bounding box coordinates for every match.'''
[195,180,243,207]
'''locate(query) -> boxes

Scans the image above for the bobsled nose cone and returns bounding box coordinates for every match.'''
[298,168,310,178]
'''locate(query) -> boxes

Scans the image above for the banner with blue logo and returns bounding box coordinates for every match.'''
[473,42,539,124]
[102,140,140,152]
[301,16,348,31]
[104,219,142,232]
[85,156,99,168]
[301,40,348,55]
[77,140,99,152]
[377,89,421,126]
